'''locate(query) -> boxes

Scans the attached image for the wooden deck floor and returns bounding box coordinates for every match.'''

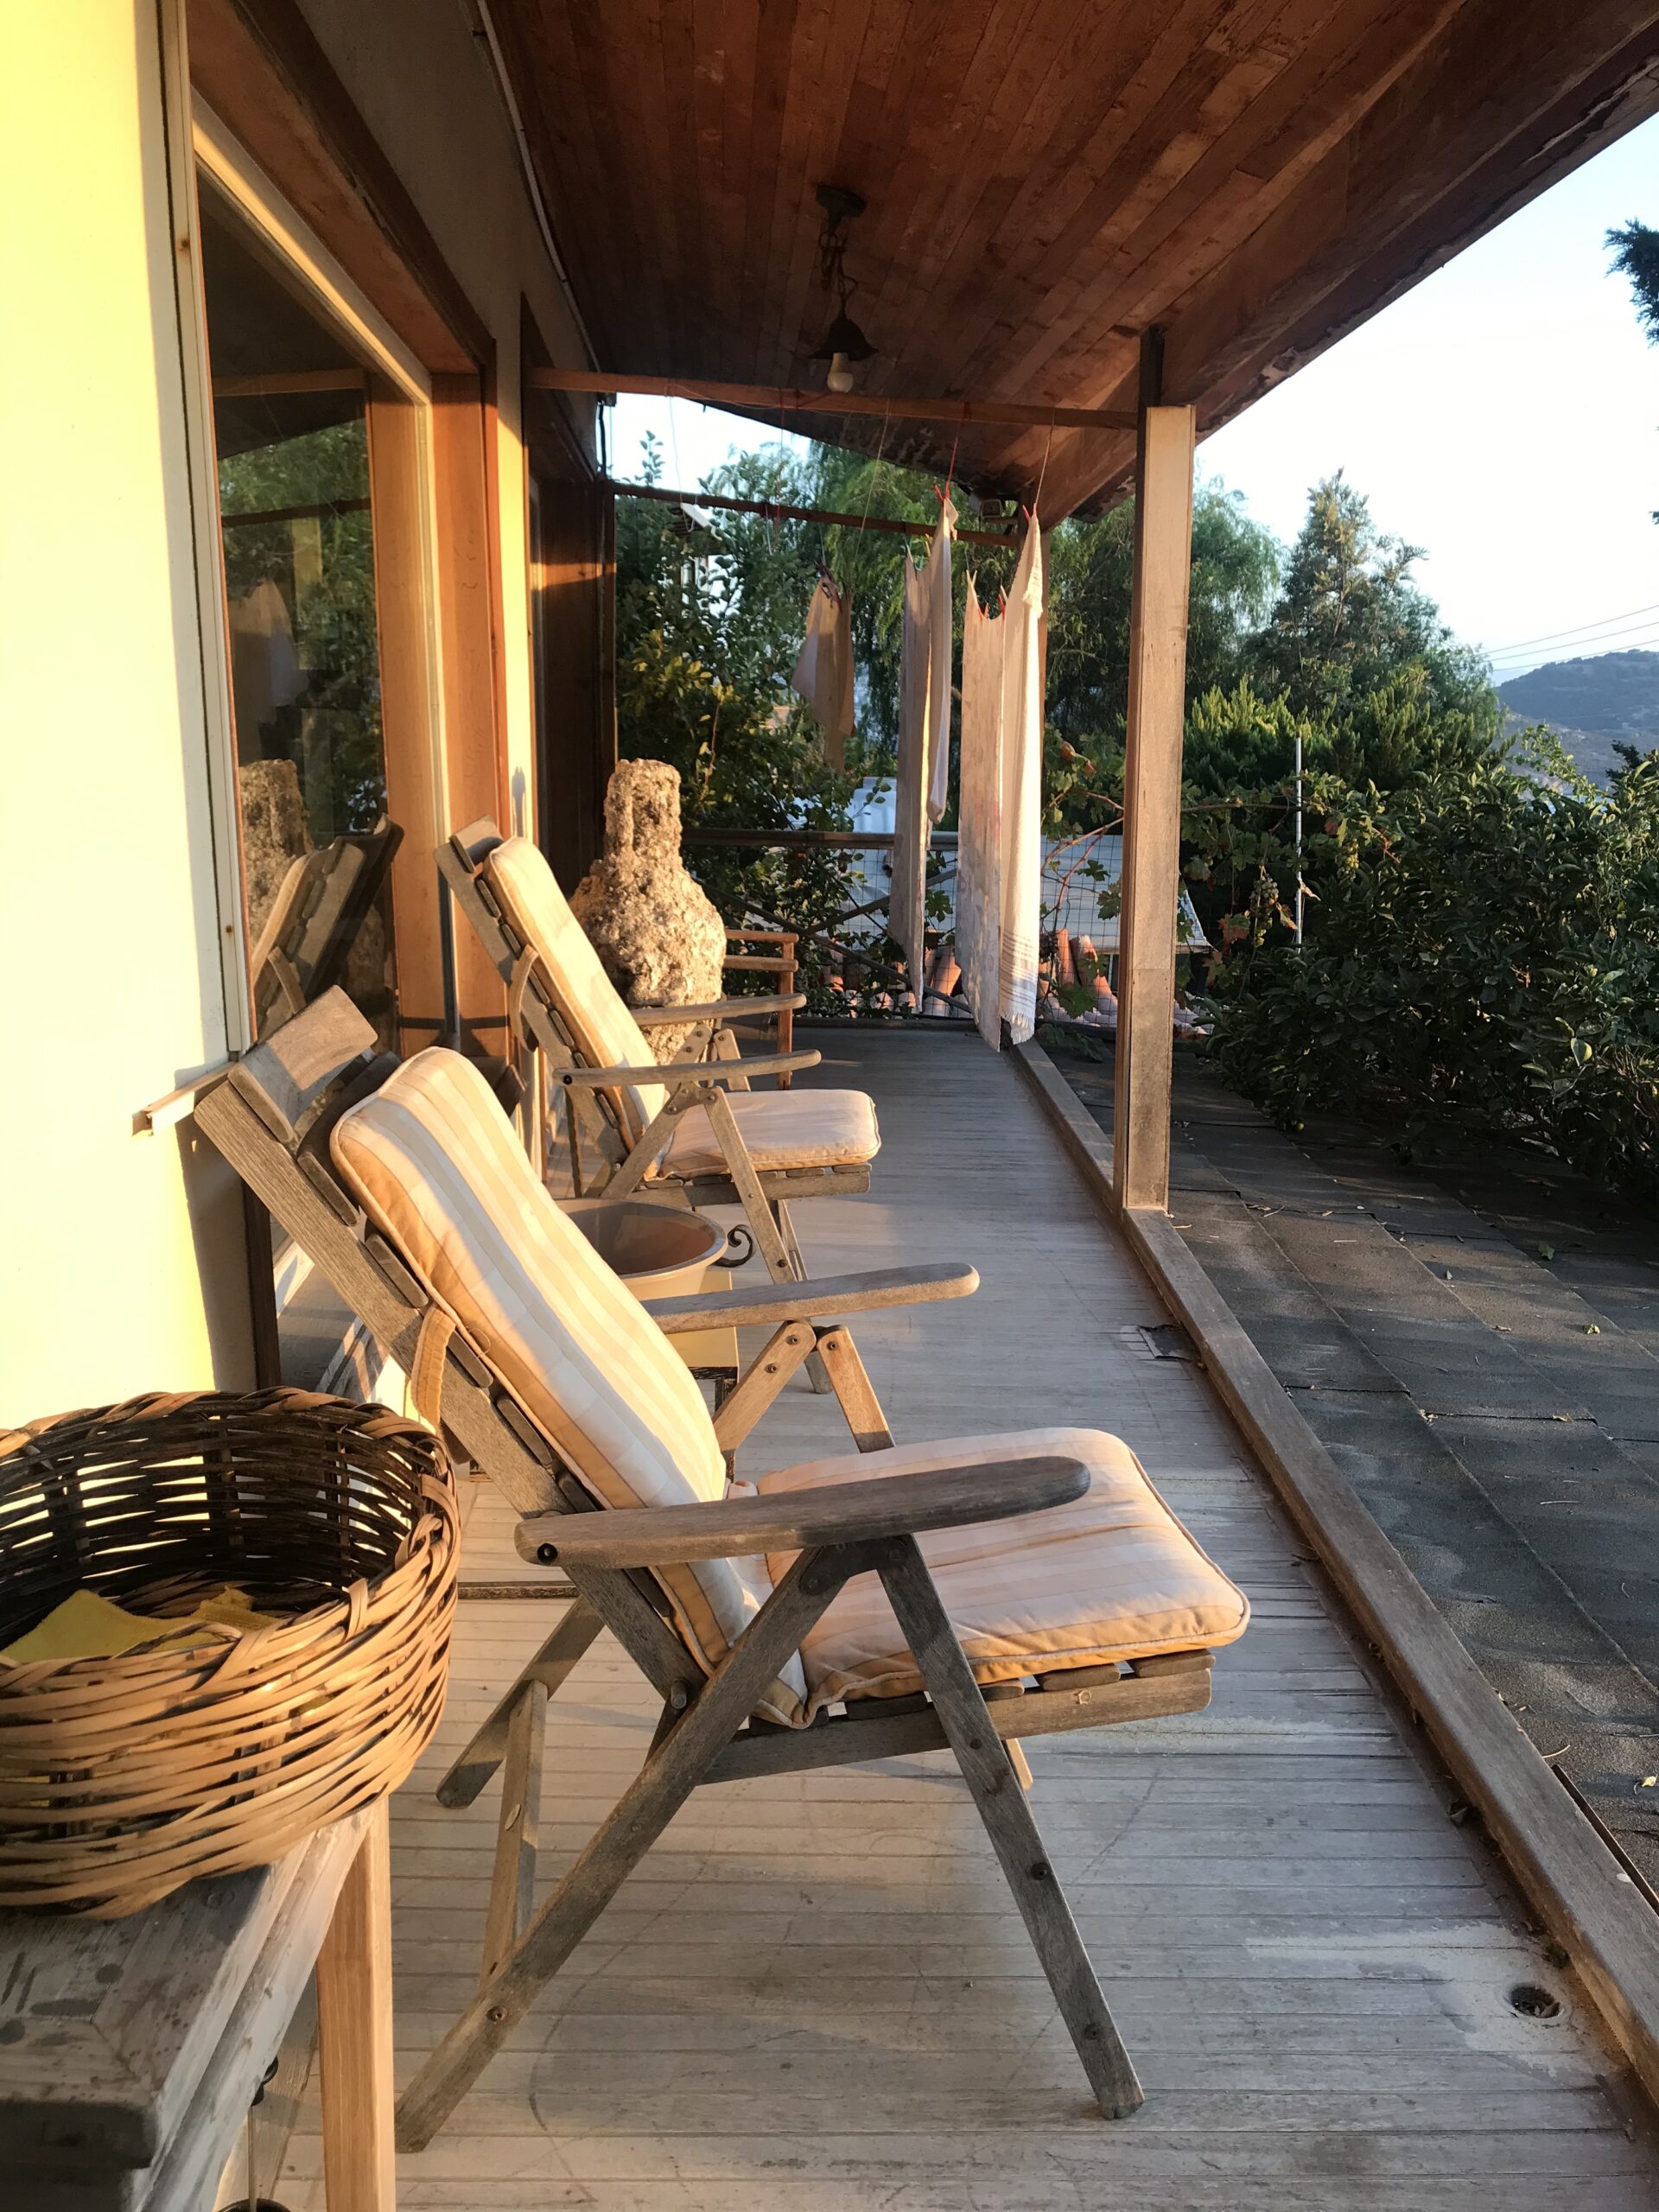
[282,1028,1658,2209]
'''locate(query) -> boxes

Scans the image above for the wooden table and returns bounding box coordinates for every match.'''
[0,1802,394,2211]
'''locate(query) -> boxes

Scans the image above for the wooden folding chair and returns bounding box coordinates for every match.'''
[439,820,878,1292]
[195,992,1249,2152]
[249,817,403,1039]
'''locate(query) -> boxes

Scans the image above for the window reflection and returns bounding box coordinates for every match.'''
[200,183,400,1045]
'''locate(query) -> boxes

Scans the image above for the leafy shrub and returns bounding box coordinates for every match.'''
[1205,756,1659,1198]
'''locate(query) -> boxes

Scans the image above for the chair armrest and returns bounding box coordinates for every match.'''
[512,1453,1088,1569]
[556,1050,820,1090]
[644,1262,978,1334]
[632,992,806,1027]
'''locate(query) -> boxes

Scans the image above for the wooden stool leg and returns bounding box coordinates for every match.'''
[316,1797,396,2210]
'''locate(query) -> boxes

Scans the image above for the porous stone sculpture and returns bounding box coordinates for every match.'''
[570,760,726,1063]
[238,758,312,942]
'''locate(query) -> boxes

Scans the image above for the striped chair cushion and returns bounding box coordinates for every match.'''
[331,1049,804,1721]
[483,836,666,1141]
[663,1087,881,1178]
[757,1427,1248,1719]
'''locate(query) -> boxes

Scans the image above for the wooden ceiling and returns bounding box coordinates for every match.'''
[493,0,1659,515]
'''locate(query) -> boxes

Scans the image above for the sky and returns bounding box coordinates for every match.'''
[608,112,1659,684]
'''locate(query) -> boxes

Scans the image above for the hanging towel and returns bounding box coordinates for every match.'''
[925,495,957,825]
[891,552,931,985]
[791,577,855,768]
[998,516,1046,1045]
[227,575,303,753]
[957,582,1006,1051]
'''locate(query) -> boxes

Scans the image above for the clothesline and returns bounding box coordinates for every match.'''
[607,480,1020,550]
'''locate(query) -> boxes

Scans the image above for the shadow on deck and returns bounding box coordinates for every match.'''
[283,1025,1658,2210]
[1051,1037,1659,1896]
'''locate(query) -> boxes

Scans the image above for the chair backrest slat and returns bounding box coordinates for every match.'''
[480,836,668,1141]
[229,990,378,1142]
[329,1048,806,1722]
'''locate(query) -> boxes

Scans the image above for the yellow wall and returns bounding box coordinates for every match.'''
[296,0,599,846]
[0,1,255,1424]
[0,2,595,1426]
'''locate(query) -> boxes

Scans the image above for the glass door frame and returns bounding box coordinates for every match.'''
[172,93,453,1386]
[185,95,451,1057]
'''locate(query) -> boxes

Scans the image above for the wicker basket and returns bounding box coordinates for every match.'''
[0,1388,458,1916]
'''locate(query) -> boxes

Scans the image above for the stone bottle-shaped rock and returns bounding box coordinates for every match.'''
[569,760,726,1064]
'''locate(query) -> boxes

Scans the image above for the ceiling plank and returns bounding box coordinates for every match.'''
[493,0,1659,514]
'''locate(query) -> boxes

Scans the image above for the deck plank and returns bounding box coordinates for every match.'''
[281,1029,1659,2207]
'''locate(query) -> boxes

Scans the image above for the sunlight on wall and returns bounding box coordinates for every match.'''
[0,1,252,1421]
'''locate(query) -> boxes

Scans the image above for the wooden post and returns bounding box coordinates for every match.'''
[315,1797,396,2211]
[1113,333,1196,1212]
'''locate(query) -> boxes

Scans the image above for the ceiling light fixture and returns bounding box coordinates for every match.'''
[809,183,875,393]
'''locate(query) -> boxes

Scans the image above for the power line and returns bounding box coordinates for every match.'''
[1484,598,1659,657]
[1490,616,1659,672]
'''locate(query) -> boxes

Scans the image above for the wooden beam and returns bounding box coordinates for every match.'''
[531,367,1137,435]
[684,828,958,849]
[610,479,1020,551]
[1113,334,1195,1213]
[219,494,371,528]
[365,379,448,1047]
[431,370,511,1052]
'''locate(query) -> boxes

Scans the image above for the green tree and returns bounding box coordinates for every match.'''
[614,435,895,996]
[219,418,385,836]
[1245,473,1496,738]
[1609,219,1659,340]
[1608,220,1659,525]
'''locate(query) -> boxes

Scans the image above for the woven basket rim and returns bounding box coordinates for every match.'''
[0,1385,459,1916]
[0,1387,457,1688]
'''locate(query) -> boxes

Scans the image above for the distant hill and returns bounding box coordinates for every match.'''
[1498,649,1659,784]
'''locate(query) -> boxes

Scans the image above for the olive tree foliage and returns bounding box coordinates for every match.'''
[613,435,873,975]
[1183,477,1659,1198]
[1205,752,1659,1198]
[613,430,1281,978]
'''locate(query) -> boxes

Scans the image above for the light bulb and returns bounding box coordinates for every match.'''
[824,353,855,393]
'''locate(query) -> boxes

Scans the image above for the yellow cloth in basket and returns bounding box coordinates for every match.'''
[0,1586,277,1665]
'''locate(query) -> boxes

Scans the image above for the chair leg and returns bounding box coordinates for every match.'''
[813,1325,894,1451]
[436,1594,602,1808]
[479,1678,546,1987]
[773,1198,809,1278]
[395,1545,864,2151]
[713,1322,817,1456]
[702,1087,797,1281]
[702,1094,836,1394]
[875,1536,1144,2120]
[778,1201,835,1395]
